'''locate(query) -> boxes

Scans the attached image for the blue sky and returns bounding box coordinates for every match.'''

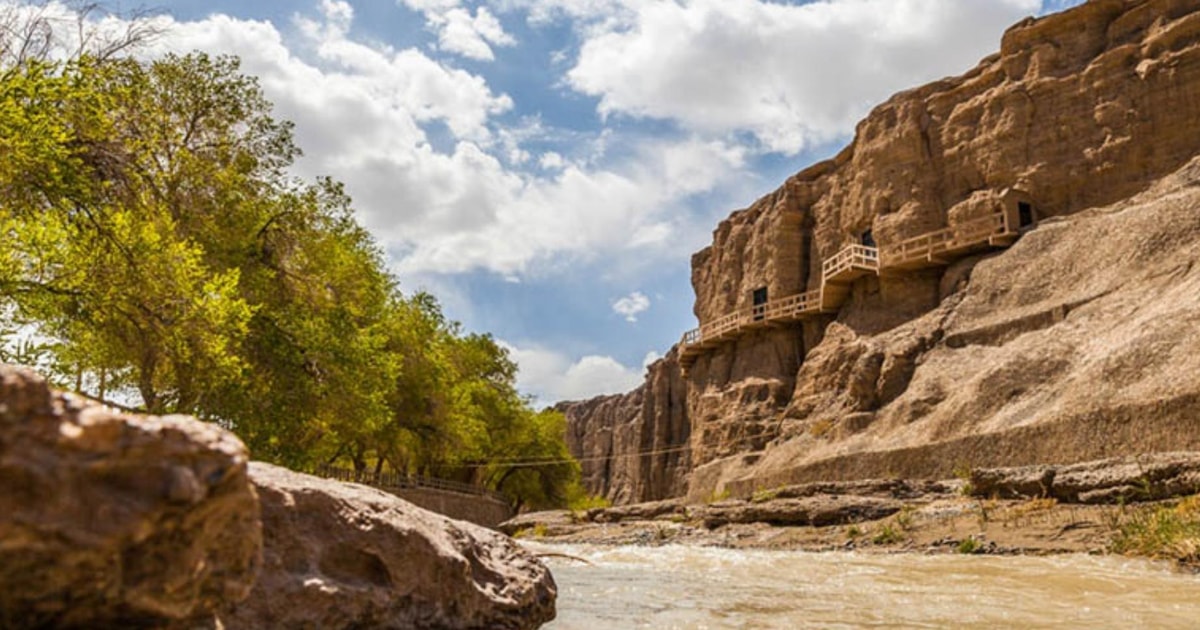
[42,0,1082,404]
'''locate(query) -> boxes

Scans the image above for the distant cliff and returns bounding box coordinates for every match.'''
[564,0,1200,504]
[557,350,690,503]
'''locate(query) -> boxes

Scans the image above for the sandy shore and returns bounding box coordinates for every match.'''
[512,497,1120,556]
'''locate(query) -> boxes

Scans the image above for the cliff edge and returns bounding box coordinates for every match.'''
[563,0,1200,504]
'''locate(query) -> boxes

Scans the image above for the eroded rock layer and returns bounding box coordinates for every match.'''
[565,0,1200,504]
[558,351,689,503]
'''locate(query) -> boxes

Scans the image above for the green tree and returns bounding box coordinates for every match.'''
[0,50,585,507]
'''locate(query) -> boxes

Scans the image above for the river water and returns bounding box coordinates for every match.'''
[532,544,1200,629]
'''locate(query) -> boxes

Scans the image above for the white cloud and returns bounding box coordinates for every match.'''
[539,151,565,170]
[612,291,649,322]
[399,0,516,61]
[501,342,644,405]
[116,5,739,278]
[319,0,354,30]
[439,7,515,60]
[641,350,661,368]
[32,0,1060,283]
[560,0,1040,153]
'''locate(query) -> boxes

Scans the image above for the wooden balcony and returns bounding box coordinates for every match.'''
[822,244,880,283]
[679,208,1024,371]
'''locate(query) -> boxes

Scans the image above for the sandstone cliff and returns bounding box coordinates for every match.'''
[558,350,690,503]
[566,0,1200,504]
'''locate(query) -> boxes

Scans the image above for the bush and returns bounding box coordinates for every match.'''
[1110,495,1200,565]
[566,483,611,512]
[872,524,904,545]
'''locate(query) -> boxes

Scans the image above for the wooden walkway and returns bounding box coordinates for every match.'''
[679,208,1022,370]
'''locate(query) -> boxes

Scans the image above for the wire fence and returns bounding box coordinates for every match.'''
[314,464,509,503]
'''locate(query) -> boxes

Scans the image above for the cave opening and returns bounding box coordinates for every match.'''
[1018,202,1035,228]
[752,287,768,321]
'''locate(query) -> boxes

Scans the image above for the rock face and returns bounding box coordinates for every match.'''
[558,350,689,503]
[970,453,1200,504]
[224,462,556,630]
[0,366,261,627]
[566,1,1200,504]
[695,496,902,529]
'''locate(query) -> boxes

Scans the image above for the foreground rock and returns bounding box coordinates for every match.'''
[224,463,556,630]
[0,366,260,627]
[970,453,1200,504]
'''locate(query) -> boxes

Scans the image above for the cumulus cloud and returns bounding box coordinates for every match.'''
[539,151,565,170]
[28,0,1065,282]
[124,4,738,278]
[612,291,649,322]
[550,0,1042,153]
[641,350,662,367]
[398,0,516,61]
[501,342,644,405]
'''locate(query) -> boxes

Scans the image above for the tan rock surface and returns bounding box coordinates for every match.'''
[970,452,1200,503]
[224,462,556,630]
[710,155,1200,498]
[695,495,902,529]
[564,0,1200,505]
[558,350,689,503]
[0,366,260,627]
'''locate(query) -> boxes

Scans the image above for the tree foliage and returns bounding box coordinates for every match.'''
[0,50,581,509]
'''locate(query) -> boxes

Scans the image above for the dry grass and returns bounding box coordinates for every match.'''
[1110,495,1200,565]
[808,418,835,438]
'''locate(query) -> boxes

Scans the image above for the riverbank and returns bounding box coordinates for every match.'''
[504,454,1200,569]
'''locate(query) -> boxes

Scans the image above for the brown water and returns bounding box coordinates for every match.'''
[531,544,1200,629]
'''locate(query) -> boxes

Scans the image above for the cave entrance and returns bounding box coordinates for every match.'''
[860,229,876,248]
[1018,202,1035,228]
[752,287,768,321]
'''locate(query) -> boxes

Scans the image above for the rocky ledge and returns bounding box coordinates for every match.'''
[0,366,556,629]
[503,454,1200,561]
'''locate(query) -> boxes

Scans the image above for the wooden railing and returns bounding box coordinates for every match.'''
[315,465,508,502]
[880,211,1007,266]
[680,209,1017,359]
[822,243,880,279]
[761,289,822,320]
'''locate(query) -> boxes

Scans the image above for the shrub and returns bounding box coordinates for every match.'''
[568,492,611,512]
[705,488,732,504]
[751,488,780,503]
[1110,495,1200,565]
[872,524,904,545]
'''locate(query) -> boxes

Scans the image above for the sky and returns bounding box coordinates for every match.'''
[17,0,1084,405]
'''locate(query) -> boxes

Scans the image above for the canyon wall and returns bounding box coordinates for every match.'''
[558,351,690,503]
[565,0,1200,504]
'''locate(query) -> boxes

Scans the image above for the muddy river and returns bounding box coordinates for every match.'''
[532,544,1200,629]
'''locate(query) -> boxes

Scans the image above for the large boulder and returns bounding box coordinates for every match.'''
[0,366,261,627]
[224,462,556,630]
